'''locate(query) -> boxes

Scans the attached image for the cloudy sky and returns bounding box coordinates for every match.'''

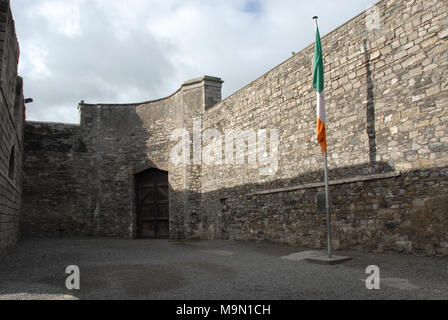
[12,0,379,124]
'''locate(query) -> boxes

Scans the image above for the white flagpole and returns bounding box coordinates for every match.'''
[313,16,332,259]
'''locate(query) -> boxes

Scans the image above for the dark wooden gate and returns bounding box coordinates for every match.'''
[136,168,169,238]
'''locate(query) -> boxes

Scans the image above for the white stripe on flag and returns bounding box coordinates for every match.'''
[316,91,326,123]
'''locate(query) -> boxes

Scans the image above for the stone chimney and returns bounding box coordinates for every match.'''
[182,75,223,110]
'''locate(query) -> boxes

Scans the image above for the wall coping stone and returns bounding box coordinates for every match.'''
[182,75,224,86]
[76,75,223,108]
[26,121,80,127]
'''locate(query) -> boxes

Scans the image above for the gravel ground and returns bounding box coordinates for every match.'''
[0,237,447,300]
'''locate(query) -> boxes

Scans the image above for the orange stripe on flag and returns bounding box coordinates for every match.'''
[317,118,327,153]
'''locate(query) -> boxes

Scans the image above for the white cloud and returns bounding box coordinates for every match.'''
[35,0,82,37]
[21,43,52,80]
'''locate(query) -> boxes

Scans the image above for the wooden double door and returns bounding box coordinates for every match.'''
[136,169,169,238]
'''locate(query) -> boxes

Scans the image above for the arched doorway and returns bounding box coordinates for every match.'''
[135,168,169,238]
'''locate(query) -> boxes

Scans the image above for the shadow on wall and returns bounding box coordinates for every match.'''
[364,39,377,168]
[21,103,157,238]
[21,121,448,255]
[194,163,448,256]
[78,104,162,238]
[21,123,83,238]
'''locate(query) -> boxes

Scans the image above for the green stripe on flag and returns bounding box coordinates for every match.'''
[312,26,324,93]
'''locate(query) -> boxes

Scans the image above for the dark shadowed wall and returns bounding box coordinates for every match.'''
[0,0,25,259]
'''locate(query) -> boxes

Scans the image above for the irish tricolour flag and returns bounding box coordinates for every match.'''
[312,19,326,153]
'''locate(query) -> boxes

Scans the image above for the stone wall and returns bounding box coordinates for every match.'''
[22,76,223,239]
[197,0,448,255]
[21,122,87,237]
[21,0,448,255]
[0,0,25,259]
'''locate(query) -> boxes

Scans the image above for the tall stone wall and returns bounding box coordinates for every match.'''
[0,0,25,259]
[21,122,88,237]
[198,0,448,255]
[22,76,223,239]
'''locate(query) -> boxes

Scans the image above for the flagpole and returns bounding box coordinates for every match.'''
[323,151,332,258]
[313,16,332,259]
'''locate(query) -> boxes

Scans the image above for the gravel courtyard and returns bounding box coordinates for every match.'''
[0,238,447,300]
